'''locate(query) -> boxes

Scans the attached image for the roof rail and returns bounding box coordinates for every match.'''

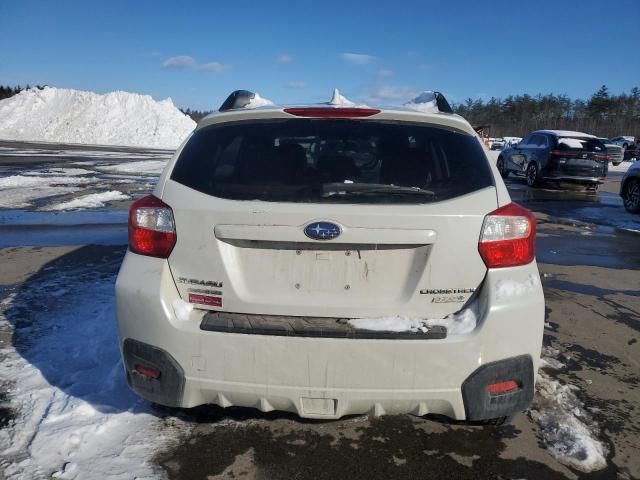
[219,90,256,112]
[433,91,453,113]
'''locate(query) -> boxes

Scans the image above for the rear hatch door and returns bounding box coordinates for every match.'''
[163,117,498,319]
[551,137,608,178]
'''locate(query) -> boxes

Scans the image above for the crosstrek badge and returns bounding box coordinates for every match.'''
[188,293,222,308]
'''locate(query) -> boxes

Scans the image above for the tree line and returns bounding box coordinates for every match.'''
[3,84,638,139]
[0,84,47,101]
[180,108,213,122]
[453,85,640,139]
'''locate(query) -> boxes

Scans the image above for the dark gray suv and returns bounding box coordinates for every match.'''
[497,130,608,190]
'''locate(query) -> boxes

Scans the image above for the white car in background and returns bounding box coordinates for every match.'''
[610,136,635,150]
[116,89,544,424]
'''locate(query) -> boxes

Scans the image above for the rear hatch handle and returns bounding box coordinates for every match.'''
[214,224,437,245]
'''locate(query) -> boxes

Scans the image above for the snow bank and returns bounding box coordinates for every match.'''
[0,87,196,149]
[403,91,439,113]
[46,191,130,210]
[348,304,478,335]
[0,263,178,478]
[530,372,608,472]
[530,347,609,472]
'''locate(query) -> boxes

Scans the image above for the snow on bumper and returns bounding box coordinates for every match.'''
[115,252,544,420]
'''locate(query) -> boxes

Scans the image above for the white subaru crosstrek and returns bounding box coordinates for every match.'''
[116,90,544,423]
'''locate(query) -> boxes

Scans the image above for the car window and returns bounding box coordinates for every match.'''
[557,137,607,152]
[527,135,543,148]
[171,119,494,204]
[520,135,533,147]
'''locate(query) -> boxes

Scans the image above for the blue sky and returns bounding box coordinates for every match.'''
[1,0,639,110]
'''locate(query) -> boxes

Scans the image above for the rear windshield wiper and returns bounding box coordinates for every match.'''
[321,182,435,198]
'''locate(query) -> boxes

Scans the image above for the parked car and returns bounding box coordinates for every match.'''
[116,89,544,424]
[490,138,506,150]
[610,136,636,150]
[623,144,638,161]
[596,138,624,166]
[620,161,640,213]
[497,130,609,190]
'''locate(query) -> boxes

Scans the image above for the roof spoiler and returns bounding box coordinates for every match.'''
[219,90,256,112]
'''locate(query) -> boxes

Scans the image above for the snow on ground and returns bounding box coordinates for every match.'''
[529,351,608,472]
[0,87,195,149]
[348,304,478,335]
[0,175,98,209]
[0,255,183,479]
[46,191,130,211]
[97,160,168,175]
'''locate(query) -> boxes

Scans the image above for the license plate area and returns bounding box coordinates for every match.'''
[219,241,431,303]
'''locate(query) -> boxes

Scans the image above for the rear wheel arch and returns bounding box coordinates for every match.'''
[497,156,509,178]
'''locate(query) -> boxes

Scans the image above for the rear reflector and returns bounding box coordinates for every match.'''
[128,195,177,258]
[478,202,536,268]
[134,364,161,380]
[486,380,519,395]
[283,107,381,118]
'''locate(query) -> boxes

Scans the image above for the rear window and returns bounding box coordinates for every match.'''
[171,119,494,203]
[556,137,606,152]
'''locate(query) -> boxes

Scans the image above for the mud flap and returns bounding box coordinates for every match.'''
[122,338,185,407]
[461,355,534,421]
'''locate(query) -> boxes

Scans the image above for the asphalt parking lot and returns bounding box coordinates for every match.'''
[0,144,638,479]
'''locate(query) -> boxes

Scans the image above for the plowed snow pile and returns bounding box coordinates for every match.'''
[0,87,195,149]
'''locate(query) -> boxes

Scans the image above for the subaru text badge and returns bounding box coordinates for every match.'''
[304,221,341,241]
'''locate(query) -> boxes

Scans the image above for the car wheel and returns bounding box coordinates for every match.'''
[497,157,509,178]
[623,179,640,213]
[613,161,622,166]
[526,163,539,187]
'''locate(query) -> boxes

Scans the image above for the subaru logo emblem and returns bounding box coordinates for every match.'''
[304,221,341,241]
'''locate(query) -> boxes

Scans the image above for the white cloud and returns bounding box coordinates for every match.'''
[198,62,230,72]
[162,56,230,72]
[377,69,394,77]
[286,81,305,89]
[370,85,419,101]
[162,55,197,69]
[341,52,375,65]
[277,54,292,64]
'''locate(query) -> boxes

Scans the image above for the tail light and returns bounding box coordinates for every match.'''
[550,150,608,161]
[128,195,176,258]
[486,380,519,395]
[283,107,380,118]
[478,203,536,268]
[134,364,161,380]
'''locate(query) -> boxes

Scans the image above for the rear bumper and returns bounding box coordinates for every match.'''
[543,175,605,184]
[115,252,544,420]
